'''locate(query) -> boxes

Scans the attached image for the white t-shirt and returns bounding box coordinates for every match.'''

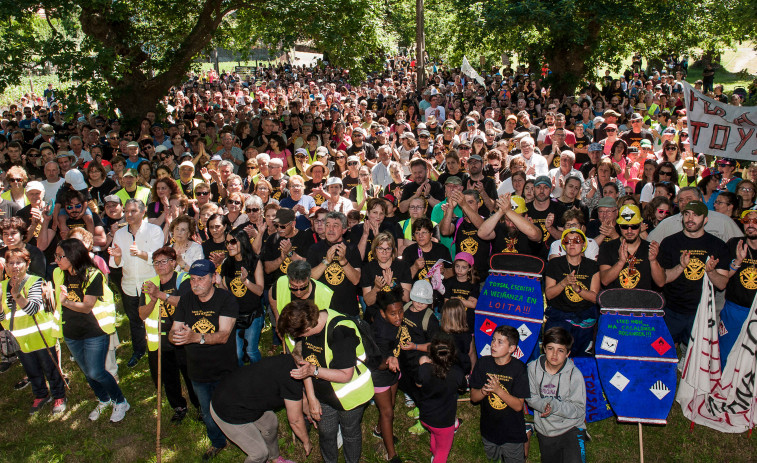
[41,178,65,203]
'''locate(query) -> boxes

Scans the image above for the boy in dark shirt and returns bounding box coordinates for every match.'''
[471,325,530,462]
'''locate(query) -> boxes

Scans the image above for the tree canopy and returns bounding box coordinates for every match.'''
[1,0,393,121]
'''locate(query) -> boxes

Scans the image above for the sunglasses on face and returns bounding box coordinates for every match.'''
[66,203,83,211]
[619,224,641,230]
[666,146,678,150]
[196,191,210,196]
[227,199,242,206]
[7,178,23,183]
[289,283,309,292]
[606,129,616,133]
[348,161,359,166]
[276,223,291,229]
[657,208,671,216]
[659,171,673,176]
[562,238,584,246]
[226,238,238,246]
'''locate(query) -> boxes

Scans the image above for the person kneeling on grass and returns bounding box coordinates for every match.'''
[209,351,312,463]
[526,327,587,463]
[470,325,530,463]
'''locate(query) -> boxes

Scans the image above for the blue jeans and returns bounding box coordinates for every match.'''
[66,335,125,404]
[192,380,226,448]
[236,315,264,366]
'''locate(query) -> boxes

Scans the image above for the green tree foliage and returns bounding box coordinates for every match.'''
[447,0,756,96]
[1,0,392,121]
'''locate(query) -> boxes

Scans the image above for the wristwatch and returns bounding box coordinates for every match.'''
[313,365,320,378]
[200,333,206,345]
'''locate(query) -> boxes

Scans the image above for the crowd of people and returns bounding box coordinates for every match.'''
[0,54,754,463]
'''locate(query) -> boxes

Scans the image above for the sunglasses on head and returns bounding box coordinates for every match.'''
[619,224,641,230]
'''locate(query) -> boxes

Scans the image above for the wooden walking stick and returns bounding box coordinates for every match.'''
[638,423,644,463]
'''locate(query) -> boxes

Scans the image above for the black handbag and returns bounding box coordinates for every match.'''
[235,312,254,330]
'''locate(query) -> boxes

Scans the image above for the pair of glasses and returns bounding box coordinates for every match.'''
[7,178,23,183]
[467,123,475,127]
[666,146,678,151]
[66,204,83,211]
[226,238,238,246]
[459,146,471,150]
[196,191,209,196]
[227,200,242,206]
[742,218,757,225]
[249,207,260,212]
[657,208,671,216]
[619,224,641,230]
[444,127,455,132]
[27,153,40,158]
[54,253,66,261]
[276,223,290,230]
[348,161,359,166]
[289,283,309,292]
[376,247,393,253]
[606,129,616,133]
[562,238,584,246]
[153,259,173,266]
[659,171,673,176]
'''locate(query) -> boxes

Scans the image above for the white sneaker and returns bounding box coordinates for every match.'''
[110,400,130,422]
[88,400,112,421]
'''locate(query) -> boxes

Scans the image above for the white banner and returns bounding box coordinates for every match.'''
[683,81,757,161]
[676,276,757,433]
[461,56,485,86]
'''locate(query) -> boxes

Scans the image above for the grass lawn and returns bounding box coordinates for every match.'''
[2,309,757,463]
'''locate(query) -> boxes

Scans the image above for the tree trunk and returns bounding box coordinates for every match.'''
[416,0,425,91]
[544,23,600,98]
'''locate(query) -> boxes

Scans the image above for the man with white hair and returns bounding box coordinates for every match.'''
[371,145,393,188]
[511,136,548,177]
[548,151,584,198]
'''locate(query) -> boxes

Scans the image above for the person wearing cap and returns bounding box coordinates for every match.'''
[101,194,125,252]
[346,128,377,168]
[261,208,316,291]
[108,198,165,368]
[176,160,203,200]
[33,124,56,150]
[321,176,353,214]
[526,175,566,254]
[719,209,757,366]
[593,109,619,141]
[620,112,654,150]
[124,141,148,170]
[650,200,729,349]
[716,158,741,193]
[639,139,655,161]
[465,153,498,214]
[587,196,621,244]
[304,161,329,205]
[170,259,239,460]
[597,204,656,290]
[647,186,744,244]
[16,181,48,247]
[114,168,151,206]
[544,228,601,357]
[579,142,604,181]
[479,193,543,256]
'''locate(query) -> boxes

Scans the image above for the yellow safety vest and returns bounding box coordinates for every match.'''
[115,186,151,207]
[175,178,203,199]
[0,190,28,207]
[52,267,116,338]
[144,272,189,351]
[286,309,374,410]
[0,276,56,353]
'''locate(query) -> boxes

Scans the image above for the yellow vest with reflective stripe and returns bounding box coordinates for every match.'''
[275,276,333,315]
[144,272,189,351]
[115,186,151,207]
[175,178,203,199]
[0,276,56,353]
[52,267,116,337]
[0,190,28,207]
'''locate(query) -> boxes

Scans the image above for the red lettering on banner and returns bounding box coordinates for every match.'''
[690,120,709,144]
[735,128,755,153]
[710,124,731,150]
[733,113,756,127]
[703,101,727,117]
[688,89,699,111]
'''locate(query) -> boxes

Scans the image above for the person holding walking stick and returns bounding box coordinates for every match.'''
[0,247,67,415]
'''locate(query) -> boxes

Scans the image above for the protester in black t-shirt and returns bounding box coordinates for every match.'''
[262,208,315,288]
[401,218,452,281]
[170,259,239,459]
[479,194,543,256]
[209,354,312,462]
[360,232,412,323]
[307,211,362,317]
[598,205,655,290]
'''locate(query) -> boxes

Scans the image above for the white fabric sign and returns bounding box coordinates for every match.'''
[461,56,485,86]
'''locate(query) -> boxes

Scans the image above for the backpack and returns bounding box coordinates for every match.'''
[327,314,384,372]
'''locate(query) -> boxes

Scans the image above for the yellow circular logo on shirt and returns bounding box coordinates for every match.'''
[619,267,640,289]
[565,281,587,302]
[740,267,757,290]
[325,262,345,285]
[230,277,247,297]
[684,257,705,281]
[460,237,479,256]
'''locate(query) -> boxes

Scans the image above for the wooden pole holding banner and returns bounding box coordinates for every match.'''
[156,329,162,462]
[638,423,644,463]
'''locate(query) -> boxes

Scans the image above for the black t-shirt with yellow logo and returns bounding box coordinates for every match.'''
[62,272,104,340]
[370,314,403,388]
[300,323,359,410]
[139,273,192,351]
[174,288,239,382]
[726,238,757,308]
[307,241,363,317]
[261,230,316,287]
[598,239,654,290]
[453,218,491,277]
[659,231,729,314]
[545,256,599,313]
[401,242,452,281]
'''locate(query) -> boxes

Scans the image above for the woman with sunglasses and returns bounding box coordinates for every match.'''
[226,191,250,230]
[330,149,349,179]
[643,196,673,236]
[3,166,30,208]
[54,238,129,421]
[638,161,679,205]
[220,229,264,365]
[660,140,683,171]
[202,213,231,270]
[544,228,600,357]
[698,168,722,210]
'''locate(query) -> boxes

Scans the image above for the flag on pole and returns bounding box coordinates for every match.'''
[461,56,485,86]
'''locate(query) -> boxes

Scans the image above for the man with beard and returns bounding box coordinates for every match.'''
[598,205,655,290]
[650,201,729,349]
[440,189,489,277]
[478,194,542,255]
[718,209,757,366]
[58,190,107,246]
[526,176,566,256]
[307,212,362,317]
[465,154,498,215]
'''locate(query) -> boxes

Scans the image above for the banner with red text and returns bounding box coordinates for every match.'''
[683,81,757,160]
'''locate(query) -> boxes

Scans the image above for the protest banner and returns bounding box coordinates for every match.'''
[461,56,485,86]
[475,254,544,361]
[683,81,757,161]
[676,276,757,433]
